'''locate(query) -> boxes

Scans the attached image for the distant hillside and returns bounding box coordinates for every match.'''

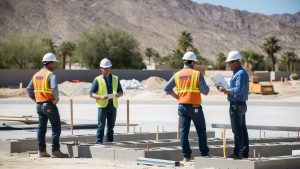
[0,0,299,59]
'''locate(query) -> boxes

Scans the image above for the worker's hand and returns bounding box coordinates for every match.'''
[219,87,231,94]
[216,85,220,90]
[116,93,123,98]
[100,95,108,100]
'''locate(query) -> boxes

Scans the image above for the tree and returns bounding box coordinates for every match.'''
[167,49,184,69]
[145,48,155,65]
[240,50,267,71]
[215,52,226,70]
[0,36,54,69]
[280,51,297,71]
[177,31,193,53]
[58,41,76,69]
[41,38,56,53]
[153,51,161,64]
[261,36,281,71]
[76,27,146,69]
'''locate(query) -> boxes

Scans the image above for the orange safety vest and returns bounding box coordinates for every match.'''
[32,68,54,103]
[174,69,202,105]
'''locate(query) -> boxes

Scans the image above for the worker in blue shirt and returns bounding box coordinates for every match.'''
[164,51,210,162]
[90,58,123,144]
[217,51,249,160]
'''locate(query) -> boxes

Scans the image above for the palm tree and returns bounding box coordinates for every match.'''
[261,36,281,71]
[58,41,76,69]
[145,48,154,65]
[177,31,193,53]
[240,51,253,70]
[41,38,56,53]
[281,51,297,71]
[215,52,226,70]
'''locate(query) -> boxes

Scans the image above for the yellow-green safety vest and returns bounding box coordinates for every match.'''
[95,75,119,108]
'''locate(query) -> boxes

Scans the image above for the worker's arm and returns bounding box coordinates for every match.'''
[219,72,246,95]
[164,76,178,99]
[199,74,210,95]
[89,78,108,100]
[49,74,59,104]
[116,79,123,98]
[26,79,36,102]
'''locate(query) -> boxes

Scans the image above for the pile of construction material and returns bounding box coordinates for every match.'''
[59,81,92,96]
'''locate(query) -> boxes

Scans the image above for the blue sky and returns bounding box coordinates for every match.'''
[192,0,300,15]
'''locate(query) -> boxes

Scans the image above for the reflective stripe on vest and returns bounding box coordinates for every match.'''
[96,75,118,108]
[32,68,54,102]
[175,69,202,105]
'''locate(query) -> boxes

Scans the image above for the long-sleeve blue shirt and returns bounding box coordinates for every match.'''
[164,65,210,96]
[228,66,249,102]
[89,74,123,97]
[27,71,59,101]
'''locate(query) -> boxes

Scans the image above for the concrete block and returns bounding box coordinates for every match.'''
[19,138,37,152]
[194,155,300,169]
[90,145,115,160]
[195,157,256,169]
[292,149,300,155]
[0,140,21,153]
[145,146,181,161]
[115,148,145,162]
[77,144,93,158]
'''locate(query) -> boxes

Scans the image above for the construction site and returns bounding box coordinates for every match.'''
[0,71,300,169]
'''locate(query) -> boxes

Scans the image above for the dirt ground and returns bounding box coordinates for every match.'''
[0,152,193,169]
[0,78,299,169]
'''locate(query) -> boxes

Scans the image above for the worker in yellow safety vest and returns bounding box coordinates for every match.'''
[164,51,210,162]
[90,58,123,144]
[27,53,69,158]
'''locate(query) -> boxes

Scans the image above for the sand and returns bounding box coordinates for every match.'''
[0,152,193,169]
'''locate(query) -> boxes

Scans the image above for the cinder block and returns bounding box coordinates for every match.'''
[0,140,21,153]
[195,157,255,169]
[90,145,115,160]
[145,147,181,161]
[77,144,93,158]
[19,138,37,152]
[115,148,145,162]
[194,155,300,169]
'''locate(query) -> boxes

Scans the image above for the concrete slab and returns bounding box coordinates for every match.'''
[0,140,21,153]
[194,155,300,169]
[89,145,115,160]
[115,148,145,162]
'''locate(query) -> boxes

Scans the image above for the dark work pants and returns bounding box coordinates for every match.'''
[36,102,61,151]
[178,104,209,158]
[96,103,117,144]
[229,103,249,156]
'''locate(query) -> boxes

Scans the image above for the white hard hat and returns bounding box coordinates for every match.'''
[182,51,198,61]
[226,51,242,62]
[42,53,59,62]
[100,58,112,68]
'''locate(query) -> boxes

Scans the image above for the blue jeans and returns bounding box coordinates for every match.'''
[229,103,249,156]
[178,104,209,158]
[96,103,117,144]
[36,102,61,151]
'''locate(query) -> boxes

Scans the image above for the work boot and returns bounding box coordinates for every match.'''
[228,154,243,160]
[38,150,51,158]
[51,150,69,158]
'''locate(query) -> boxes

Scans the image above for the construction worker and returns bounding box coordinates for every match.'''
[164,51,210,162]
[217,51,249,159]
[27,53,69,158]
[90,58,123,144]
